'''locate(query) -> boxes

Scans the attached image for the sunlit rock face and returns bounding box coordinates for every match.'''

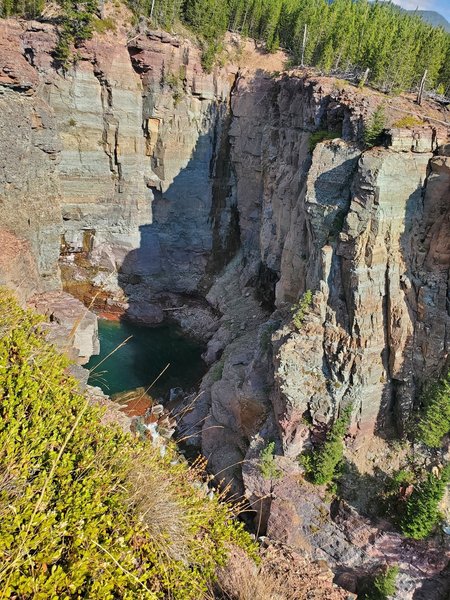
[272,149,433,454]
[0,16,448,443]
[1,16,449,597]
[0,231,44,303]
[0,87,62,292]
[28,291,99,364]
[226,73,449,452]
[35,28,154,280]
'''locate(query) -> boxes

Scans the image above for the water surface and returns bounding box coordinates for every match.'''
[87,319,206,397]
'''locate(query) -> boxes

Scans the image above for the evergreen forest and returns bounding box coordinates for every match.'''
[1,0,449,93]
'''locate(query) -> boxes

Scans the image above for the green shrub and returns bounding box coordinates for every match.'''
[416,372,450,448]
[0,291,257,598]
[380,468,415,521]
[398,464,449,540]
[92,16,117,34]
[291,290,313,330]
[361,565,399,600]
[210,357,225,382]
[301,406,352,485]
[364,105,386,147]
[392,115,424,128]
[308,130,341,152]
[259,442,282,480]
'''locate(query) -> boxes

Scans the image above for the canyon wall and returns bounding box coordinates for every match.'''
[1,12,448,459]
[0,21,62,293]
[0,16,449,597]
[216,72,449,456]
[0,12,449,455]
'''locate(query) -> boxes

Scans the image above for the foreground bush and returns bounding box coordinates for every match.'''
[0,291,256,598]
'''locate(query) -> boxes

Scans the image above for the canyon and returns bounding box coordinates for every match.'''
[0,13,449,598]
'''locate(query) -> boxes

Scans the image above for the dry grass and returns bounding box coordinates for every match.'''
[126,458,192,563]
[212,548,286,600]
[392,115,425,128]
[210,541,350,600]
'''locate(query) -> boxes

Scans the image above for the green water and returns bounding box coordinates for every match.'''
[87,319,206,398]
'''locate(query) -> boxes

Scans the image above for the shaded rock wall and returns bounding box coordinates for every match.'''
[120,31,238,303]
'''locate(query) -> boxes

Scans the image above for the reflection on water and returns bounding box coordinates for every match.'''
[87,319,206,398]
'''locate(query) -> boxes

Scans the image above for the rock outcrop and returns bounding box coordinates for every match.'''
[225,72,449,448]
[0,14,449,598]
[0,230,43,303]
[0,53,62,292]
[28,291,99,364]
[242,442,449,600]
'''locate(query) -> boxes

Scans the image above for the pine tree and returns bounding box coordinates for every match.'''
[399,465,449,540]
[416,373,450,448]
[302,405,352,485]
[364,104,386,147]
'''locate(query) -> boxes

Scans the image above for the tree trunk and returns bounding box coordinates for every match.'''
[417,69,427,106]
[359,68,370,88]
[301,24,307,67]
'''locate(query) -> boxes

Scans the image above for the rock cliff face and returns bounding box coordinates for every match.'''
[119,30,238,308]
[225,72,448,452]
[0,15,449,598]
[0,21,62,292]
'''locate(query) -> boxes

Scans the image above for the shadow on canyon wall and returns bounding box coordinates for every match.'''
[118,115,239,319]
[112,109,240,398]
[114,82,439,445]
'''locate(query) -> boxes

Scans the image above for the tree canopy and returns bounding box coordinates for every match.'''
[1,0,449,90]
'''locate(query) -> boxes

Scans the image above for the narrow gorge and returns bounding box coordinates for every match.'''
[0,12,449,598]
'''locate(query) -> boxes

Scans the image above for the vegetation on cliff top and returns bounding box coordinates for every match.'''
[0,291,256,598]
[128,0,450,89]
[1,0,449,91]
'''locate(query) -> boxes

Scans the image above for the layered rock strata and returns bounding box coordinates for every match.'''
[225,73,449,451]
[0,16,449,598]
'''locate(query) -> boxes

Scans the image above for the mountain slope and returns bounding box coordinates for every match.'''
[410,9,450,31]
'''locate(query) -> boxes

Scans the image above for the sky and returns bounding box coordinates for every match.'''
[394,0,450,21]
